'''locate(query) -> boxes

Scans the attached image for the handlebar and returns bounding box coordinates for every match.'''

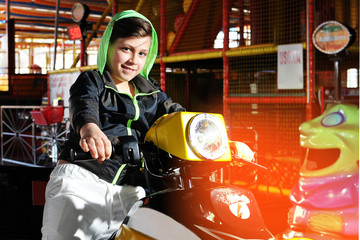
[70,135,142,167]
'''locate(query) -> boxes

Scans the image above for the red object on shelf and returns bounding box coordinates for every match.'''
[30,106,64,126]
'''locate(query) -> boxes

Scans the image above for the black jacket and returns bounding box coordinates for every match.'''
[60,70,185,184]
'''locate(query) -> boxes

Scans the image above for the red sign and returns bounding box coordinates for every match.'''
[312,21,354,55]
[67,25,82,40]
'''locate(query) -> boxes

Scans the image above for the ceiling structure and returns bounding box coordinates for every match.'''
[0,0,243,68]
[0,0,167,42]
[1,0,108,40]
[0,0,241,41]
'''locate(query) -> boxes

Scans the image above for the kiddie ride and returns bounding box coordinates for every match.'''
[278,104,359,240]
[74,112,274,239]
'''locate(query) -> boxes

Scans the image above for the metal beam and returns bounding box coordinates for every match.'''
[53,0,60,70]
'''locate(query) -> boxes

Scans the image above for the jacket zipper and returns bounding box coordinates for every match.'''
[126,97,139,135]
[104,85,159,186]
[105,85,159,136]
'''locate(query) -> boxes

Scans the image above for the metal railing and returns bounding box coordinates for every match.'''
[0,105,68,167]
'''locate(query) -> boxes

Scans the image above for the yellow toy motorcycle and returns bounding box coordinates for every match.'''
[73,112,274,240]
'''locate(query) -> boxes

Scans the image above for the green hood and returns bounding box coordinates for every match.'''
[97,10,158,79]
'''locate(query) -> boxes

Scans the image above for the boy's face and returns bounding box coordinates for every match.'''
[107,36,151,83]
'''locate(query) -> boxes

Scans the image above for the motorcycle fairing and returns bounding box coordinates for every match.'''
[145,112,232,162]
[125,183,274,240]
[115,224,155,240]
[116,207,200,240]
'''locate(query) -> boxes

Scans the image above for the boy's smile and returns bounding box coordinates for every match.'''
[107,36,151,85]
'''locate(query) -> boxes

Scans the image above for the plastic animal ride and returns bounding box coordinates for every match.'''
[280,103,359,240]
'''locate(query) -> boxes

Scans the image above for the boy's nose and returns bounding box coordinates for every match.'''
[128,54,138,64]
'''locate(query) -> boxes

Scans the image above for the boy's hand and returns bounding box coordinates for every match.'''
[79,123,112,163]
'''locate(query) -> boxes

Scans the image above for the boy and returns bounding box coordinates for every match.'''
[42,10,184,240]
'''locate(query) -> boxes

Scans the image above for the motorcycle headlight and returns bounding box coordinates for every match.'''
[188,113,228,160]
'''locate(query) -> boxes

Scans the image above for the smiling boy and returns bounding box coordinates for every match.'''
[42,10,184,240]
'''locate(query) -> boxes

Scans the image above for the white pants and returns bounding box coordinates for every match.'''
[41,163,145,240]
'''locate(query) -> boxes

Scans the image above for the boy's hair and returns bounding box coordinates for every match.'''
[109,17,152,44]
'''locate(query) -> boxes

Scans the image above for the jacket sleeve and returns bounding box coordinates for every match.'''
[148,76,186,117]
[69,70,103,135]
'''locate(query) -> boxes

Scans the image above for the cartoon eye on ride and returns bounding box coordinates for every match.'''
[321,111,345,127]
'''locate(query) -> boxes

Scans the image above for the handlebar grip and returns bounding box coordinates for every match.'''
[69,136,141,164]
[70,148,94,162]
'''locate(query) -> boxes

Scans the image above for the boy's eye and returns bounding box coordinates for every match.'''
[139,52,147,57]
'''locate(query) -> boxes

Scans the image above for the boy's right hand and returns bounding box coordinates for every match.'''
[79,123,112,163]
